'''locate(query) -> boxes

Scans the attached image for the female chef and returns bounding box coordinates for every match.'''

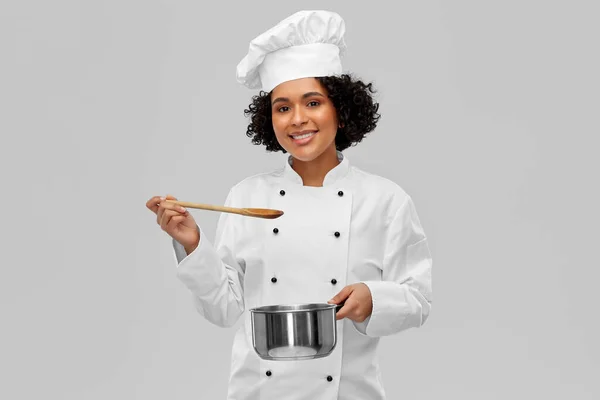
[145,10,432,400]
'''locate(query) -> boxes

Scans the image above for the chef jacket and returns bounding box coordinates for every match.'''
[172,151,432,399]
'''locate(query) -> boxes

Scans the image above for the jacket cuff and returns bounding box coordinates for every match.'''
[172,224,205,264]
[351,315,371,335]
[357,280,427,337]
[171,225,224,294]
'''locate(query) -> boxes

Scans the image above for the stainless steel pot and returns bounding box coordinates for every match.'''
[250,302,344,361]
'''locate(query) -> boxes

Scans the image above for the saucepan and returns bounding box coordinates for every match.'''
[249,301,345,361]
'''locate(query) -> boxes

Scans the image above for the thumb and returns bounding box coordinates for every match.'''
[328,285,353,305]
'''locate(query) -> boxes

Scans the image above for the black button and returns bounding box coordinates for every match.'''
[271,277,277,283]
[266,370,272,376]
[334,231,340,237]
[331,278,337,285]
[273,228,279,234]
[338,191,344,196]
[327,375,333,382]
[280,190,285,196]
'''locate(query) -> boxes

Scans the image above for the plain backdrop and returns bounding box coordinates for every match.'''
[1,1,599,399]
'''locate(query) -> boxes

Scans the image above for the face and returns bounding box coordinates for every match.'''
[270,77,339,162]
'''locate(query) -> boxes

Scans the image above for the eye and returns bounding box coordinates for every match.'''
[277,106,289,113]
[307,101,319,107]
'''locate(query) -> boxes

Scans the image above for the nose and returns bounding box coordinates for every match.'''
[290,106,308,126]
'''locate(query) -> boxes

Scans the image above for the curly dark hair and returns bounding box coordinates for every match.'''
[243,74,381,152]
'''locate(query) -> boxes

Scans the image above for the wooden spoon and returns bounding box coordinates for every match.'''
[165,199,283,219]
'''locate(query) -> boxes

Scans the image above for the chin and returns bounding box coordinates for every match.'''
[286,148,328,162]
[289,153,318,162]
[283,141,315,155]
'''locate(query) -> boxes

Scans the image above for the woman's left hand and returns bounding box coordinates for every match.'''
[328,283,373,322]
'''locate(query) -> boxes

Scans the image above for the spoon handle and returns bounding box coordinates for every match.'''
[166,199,243,214]
[165,199,282,219]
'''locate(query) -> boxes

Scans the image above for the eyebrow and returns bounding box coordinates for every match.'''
[271,91,325,106]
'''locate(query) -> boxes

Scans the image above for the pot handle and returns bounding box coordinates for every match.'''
[334,300,346,313]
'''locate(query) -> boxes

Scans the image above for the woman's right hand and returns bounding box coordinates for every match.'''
[146,194,200,253]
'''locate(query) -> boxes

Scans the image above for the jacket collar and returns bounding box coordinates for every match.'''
[282,150,349,186]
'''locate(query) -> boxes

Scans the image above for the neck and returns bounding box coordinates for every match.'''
[291,145,340,187]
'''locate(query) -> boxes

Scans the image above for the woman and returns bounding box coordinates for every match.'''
[146,10,432,400]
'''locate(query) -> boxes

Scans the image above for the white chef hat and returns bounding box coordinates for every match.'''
[236,10,347,92]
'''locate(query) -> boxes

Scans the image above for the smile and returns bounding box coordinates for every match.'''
[289,130,317,140]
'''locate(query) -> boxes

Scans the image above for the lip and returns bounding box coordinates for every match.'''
[289,130,318,145]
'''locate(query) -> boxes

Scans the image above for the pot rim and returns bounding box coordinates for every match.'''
[249,302,337,314]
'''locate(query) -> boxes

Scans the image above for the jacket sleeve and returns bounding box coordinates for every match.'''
[354,195,432,337]
[172,188,245,328]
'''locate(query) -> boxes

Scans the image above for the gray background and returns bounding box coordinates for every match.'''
[1,0,598,399]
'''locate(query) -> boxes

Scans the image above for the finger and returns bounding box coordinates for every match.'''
[157,198,186,225]
[328,285,353,305]
[167,214,187,231]
[164,199,185,214]
[161,197,185,212]
[160,209,185,231]
[157,205,164,225]
[149,194,173,216]
[335,300,355,320]
[160,209,176,231]
[148,194,179,213]
[146,196,164,214]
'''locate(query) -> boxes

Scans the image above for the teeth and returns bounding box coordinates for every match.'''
[292,132,315,140]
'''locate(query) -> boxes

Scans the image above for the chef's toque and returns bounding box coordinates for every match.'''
[236,10,347,92]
